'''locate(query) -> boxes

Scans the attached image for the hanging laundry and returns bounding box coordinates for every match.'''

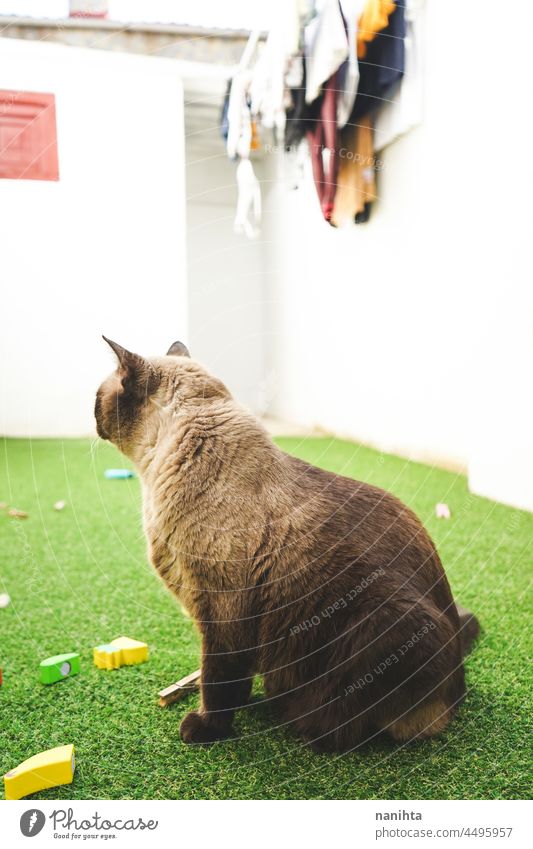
[330,0,406,223]
[224,26,266,240]
[305,0,348,104]
[283,0,315,56]
[234,158,261,239]
[226,71,254,160]
[250,0,314,139]
[221,0,415,228]
[306,69,341,223]
[357,0,396,58]
[374,0,424,151]
[224,68,263,239]
[249,31,287,138]
[351,0,406,121]
[220,78,232,142]
[332,114,377,225]
[286,0,366,144]
[250,119,260,151]
[284,139,308,191]
[302,1,351,223]
[337,0,367,128]
[285,54,309,150]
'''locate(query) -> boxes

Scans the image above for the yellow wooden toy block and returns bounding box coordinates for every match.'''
[93,636,148,669]
[93,643,121,669]
[4,744,75,800]
[111,636,149,665]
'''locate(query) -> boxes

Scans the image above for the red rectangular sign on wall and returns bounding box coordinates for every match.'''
[0,90,59,181]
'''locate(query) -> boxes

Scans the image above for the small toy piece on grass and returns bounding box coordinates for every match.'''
[435,502,451,519]
[53,500,66,511]
[4,744,75,800]
[93,636,148,669]
[104,469,136,480]
[0,593,10,608]
[0,668,3,686]
[39,653,80,685]
[8,508,28,519]
[158,669,201,707]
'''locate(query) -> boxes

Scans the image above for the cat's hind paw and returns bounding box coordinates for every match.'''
[180,711,231,745]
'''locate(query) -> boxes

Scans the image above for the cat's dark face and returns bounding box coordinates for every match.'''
[95,337,230,459]
[94,371,141,449]
[94,337,189,456]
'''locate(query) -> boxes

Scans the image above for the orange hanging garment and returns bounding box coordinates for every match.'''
[331,115,377,226]
[357,0,396,59]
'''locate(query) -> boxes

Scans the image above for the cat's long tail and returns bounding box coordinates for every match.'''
[456,603,481,656]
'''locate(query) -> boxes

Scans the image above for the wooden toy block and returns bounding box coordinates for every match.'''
[111,636,148,665]
[93,643,121,669]
[8,508,28,519]
[158,669,201,707]
[39,653,80,685]
[93,636,148,670]
[4,744,75,800]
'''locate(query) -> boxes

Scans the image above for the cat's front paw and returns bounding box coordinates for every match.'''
[180,711,231,745]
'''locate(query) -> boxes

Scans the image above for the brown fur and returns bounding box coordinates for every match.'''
[95,338,479,752]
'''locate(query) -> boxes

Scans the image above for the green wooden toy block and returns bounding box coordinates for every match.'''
[39,653,81,685]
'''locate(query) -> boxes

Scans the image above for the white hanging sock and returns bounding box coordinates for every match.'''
[234,159,262,240]
[284,139,307,190]
[227,53,261,239]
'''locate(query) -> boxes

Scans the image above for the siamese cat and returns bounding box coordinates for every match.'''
[95,337,478,751]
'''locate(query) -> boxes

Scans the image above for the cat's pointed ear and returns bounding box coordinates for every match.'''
[102,336,159,397]
[166,340,190,358]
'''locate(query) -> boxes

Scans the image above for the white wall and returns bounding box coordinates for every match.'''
[0,38,187,437]
[183,74,268,414]
[262,0,533,511]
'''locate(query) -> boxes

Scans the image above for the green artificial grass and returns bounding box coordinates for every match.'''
[0,436,531,800]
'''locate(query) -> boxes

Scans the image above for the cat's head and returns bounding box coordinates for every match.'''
[94,336,229,458]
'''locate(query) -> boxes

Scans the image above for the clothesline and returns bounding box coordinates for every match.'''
[222,0,423,236]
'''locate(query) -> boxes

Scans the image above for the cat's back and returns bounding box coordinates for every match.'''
[284,451,424,540]
[281,452,449,603]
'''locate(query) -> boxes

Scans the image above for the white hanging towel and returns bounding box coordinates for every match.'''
[250,0,314,133]
[249,29,287,134]
[305,0,349,105]
[337,0,367,128]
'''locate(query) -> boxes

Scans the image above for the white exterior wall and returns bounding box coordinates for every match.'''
[262,0,533,511]
[183,74,268,415]
[0,38,187,437]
